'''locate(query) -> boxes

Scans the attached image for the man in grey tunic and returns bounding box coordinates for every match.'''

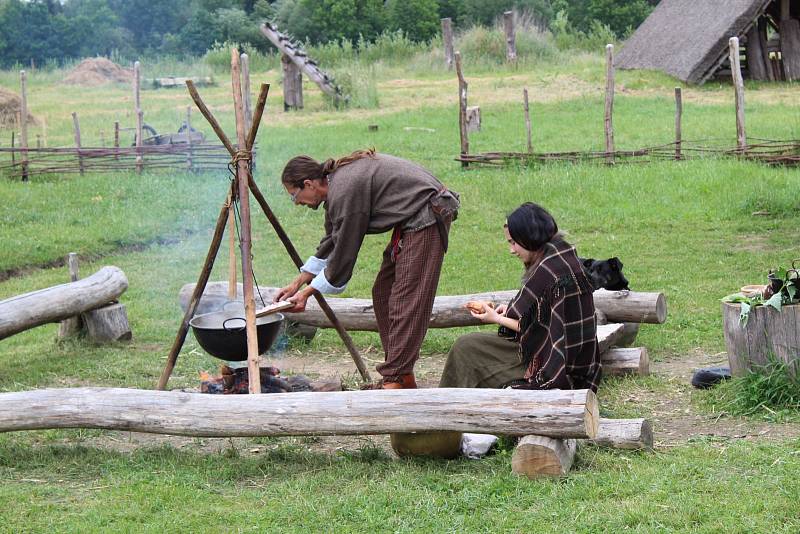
[276,149,459,389]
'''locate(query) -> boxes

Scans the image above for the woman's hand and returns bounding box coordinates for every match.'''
[469,304,502,325]
[495,304,508,316]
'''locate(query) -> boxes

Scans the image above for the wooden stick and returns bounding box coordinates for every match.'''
[134,61,143,173]
[19,70,28,181]
[71,112,84,175]
[157,185,234,390]
[247,177,372,382]
[504,11,517,62]
[230,48,261,394]
[0,387,599,439]
[604,44,615,164]
[674,87,682,160]
[523,88,532,154]
[246,83,270,151]
[441,18,454,69]
[241,53,253,133]
[729,37,747,151]
[455,52,469,167]
[10,132,14,168]
[57,252,83,338]
[227,208,237,300]
[186,80,236,155]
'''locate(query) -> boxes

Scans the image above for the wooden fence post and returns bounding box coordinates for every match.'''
[186,106,193,172]
[10,132,15,169]
[57,253,82,338]
[113,121,120,161]
[71,112,84,175]
[19,70,29,181]
[455,52,469,167]
[504,11,517,62]
[241,53,253,133]
[729,37,747,151]
[134,61,143,173]
[604,44,615,164]
[674,87,682,160]
[441,18,454,69]
[523,88,533,154]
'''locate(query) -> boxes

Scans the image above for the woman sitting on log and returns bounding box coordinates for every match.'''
[439,202,601,392]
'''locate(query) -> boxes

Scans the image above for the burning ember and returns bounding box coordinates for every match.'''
[200,365,314,394]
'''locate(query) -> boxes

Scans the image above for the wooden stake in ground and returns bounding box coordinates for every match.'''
[455,52,469,167]
[728,37,746,151]
[281,53,303,111]
[674,87,682,160]
[241,53,253,132]
[19,70,29,182]
[57,253,82,338]
[604,44,615,164]
[523,88,532,154]
[113,121,120,161]
[504,11,517,62]
[133,61,143,173]
[185,106,193,171]
[71,112,84,175]
[441,18,454,69]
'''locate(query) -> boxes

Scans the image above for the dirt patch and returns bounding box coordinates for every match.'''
[0,86,37,127]
[63,58,133,87]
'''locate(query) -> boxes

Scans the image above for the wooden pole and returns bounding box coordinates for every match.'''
[455,52,469,167]
[241,53,253,133]
[780,0,800,81]
[504,11,517,62]
[228,206,237,300]
[759,18,775,82]
[230,49,261,394]
[674,87,682,160]
[746,22,768,81]
[185,106,193,172]
[157,185,234,390]
[36,135,41,149]
[99,130,105,148]
[19,70,28,182]
[281,53,303,111]
[729,37,747,151]
[10,132,14,169]
[134,61,143,173]
[71,112,84,175]
[523,88,532,154]
[113,121,120,161]
[57,252,83,338]
[441,18,454,69]
[604,44,615,164]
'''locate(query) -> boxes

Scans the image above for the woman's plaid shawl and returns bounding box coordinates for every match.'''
[500,238,601,392]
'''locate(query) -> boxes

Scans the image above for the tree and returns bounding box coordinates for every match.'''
[283,0,386,44]
[551,0,652,37]
[387,0,439,42]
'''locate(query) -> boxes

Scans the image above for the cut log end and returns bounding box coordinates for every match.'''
[584,389,599,439]
[511,435,577,478]
[83,302,132,343]
[592,418,653,450]
[390,431,463,459]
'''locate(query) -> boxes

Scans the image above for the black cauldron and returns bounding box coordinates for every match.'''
[189,309,284,361]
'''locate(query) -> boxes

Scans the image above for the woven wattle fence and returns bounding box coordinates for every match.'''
[0,143,236,179]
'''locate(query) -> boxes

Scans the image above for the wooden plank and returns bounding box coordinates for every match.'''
[746,23,769,80]
[0,388,600,439]
[780,16,800,81]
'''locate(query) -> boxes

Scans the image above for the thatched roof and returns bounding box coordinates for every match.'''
[615,0,772,84]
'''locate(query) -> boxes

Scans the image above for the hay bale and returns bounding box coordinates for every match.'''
[63,57,133,87]
[0,86,36,127]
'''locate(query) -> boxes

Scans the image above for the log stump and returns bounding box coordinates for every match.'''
[83,302,132,343]
[721,302,800,377]
[511,435,577,478]
[390,431,463,459]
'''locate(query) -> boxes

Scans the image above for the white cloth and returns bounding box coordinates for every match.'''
[460,433,498,459]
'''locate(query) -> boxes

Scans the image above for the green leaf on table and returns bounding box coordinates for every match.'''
[764,292,783,312]
[722,293,751,304]
[739,301,751,325]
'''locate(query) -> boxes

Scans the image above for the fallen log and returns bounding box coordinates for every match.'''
[592,418,653,450]
[180,283,666,329]
[0,266,128,341]
[511,435,577,478]
[602,347,649,376]
[0,387,599,439]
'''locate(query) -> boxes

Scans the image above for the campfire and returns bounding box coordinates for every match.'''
[200,365,339,394]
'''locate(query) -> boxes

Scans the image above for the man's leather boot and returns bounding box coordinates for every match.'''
[381,374,417,389]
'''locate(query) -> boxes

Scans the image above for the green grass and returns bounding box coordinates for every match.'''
[1,50,800,531]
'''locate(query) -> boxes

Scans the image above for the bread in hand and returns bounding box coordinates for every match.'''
[465,300,494,314]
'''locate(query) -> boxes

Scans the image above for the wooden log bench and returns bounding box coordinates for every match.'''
[0,266,128,340]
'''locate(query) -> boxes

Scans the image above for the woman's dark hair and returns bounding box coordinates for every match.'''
[281,148,375,189]
[505,202,558,252]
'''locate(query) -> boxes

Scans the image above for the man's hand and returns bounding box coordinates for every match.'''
[275,272,314,302]
[286,287,316,313]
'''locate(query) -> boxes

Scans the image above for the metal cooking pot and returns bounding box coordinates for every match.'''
[189,309,284,361]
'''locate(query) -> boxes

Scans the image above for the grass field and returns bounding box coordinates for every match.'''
[1,49,799,532]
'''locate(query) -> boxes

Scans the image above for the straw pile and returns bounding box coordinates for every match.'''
[63,57,133,86]
[0,86,37,127]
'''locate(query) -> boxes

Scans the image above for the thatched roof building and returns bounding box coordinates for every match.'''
[616,0,799,84]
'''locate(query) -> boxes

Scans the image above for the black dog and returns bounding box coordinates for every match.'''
[580,257,630,291]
